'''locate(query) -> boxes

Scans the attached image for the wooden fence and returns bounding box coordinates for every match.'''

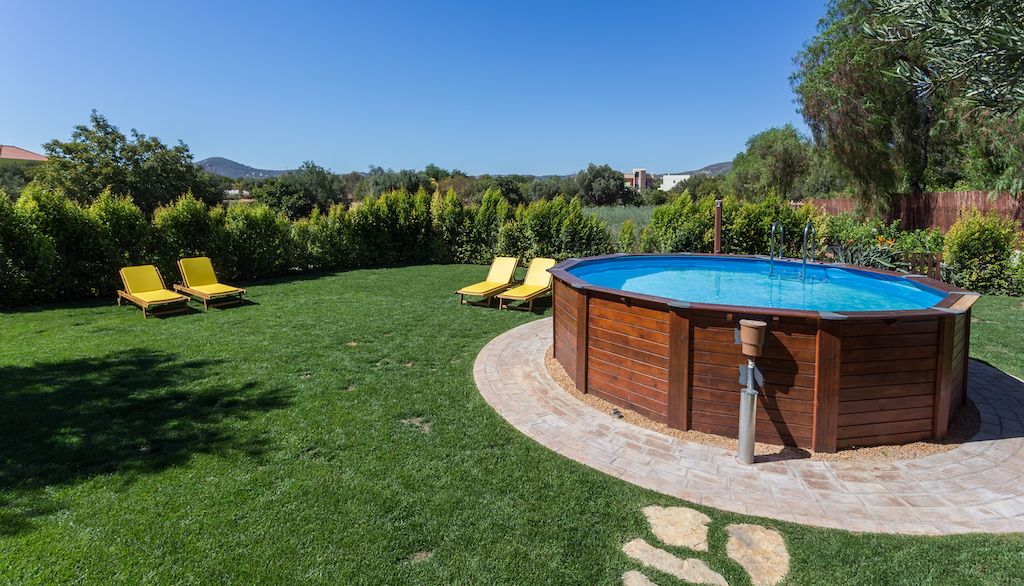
[805,191,1023,232]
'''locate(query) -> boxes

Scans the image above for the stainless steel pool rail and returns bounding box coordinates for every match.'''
[769,221,784,275]
[801,221,816,278]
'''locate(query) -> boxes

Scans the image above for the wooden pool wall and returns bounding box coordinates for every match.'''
[550,254,977,452]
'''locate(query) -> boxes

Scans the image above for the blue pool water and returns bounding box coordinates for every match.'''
[568,256,946,312]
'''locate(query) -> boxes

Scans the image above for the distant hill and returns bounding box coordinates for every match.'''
[196,157,290,179]
[681,161,732,177]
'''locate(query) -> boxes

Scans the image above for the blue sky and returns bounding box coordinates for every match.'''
[3,1,825,175]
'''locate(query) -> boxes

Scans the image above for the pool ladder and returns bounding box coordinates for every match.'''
[801,221,816,278]
[769,221,784,275]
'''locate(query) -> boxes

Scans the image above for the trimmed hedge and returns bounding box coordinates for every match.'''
[0,187,614,307]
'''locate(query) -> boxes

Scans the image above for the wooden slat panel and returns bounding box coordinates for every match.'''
[588,386,667,423]
[691,374,814,401]
[838,406,935,427]
[691,387,814,414]
[841,358,936,376]
[588,337,670,369]
[837,417,932,440]
[933,314,955,439]
[589,316,670,346]
[690,412,812,445]
[589,347,668,380]
[840,370,936,388]
[589,304,669,334]
[838,394,933,414]
[693,350,815,376]
[813,320,841,452]
[840,383,936,401]
[667,309,691,430]
[693,362,815,389]
[696,339,817,363]
[589,325,669,357]
[842,333,937,350]
[589,357,668,391]
[587,366,668,402]
[692,395,815,428]
[589,296,667,321]
[842,345,937,363]
[842,319,937,337]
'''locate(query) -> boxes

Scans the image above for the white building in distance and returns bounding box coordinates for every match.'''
[659,173,691,191]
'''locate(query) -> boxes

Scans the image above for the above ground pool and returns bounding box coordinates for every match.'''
[549,254,979,452]
[567,255,946,313]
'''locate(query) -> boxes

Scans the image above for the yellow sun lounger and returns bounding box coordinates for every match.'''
[174,257,246,310]
[455,256,519,306]
[117,265,190,318]
[496,257,557,311]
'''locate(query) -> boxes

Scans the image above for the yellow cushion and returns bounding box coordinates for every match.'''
[523,258,557,287]
[134,289,186,303]
[485,257,518,284]
[457,281,509,296]
[179,257,218,287]
[497,284,548,300]
[190,283,243,296]
[120,265,164,294]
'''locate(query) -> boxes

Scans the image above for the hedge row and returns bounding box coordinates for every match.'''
[2,186,1018,307]
[0,186,612,306]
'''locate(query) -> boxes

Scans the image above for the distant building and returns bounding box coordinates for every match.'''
[659,173,691,191]
[0,145,47,162]
[624,168,653,191]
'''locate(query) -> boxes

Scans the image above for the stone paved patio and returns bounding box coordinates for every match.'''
[474,318,1024,535]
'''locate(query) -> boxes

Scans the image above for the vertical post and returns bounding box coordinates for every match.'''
[575,287,589,392]
[933,314,955,439]
[961,309,971,405]
[713,199,723,254]
[668,308,691,430]
[812,318,841,452]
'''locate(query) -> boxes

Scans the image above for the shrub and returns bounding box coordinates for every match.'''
[432,189,475,263]
[224,203,293,279]
[349,189,435,266]
[639,193,716,253]
[291,204,351,271]
[618,219,637,253]
[16,185,107,298]
[893,228,944,254]
[944,209,1020,293]
[0,191,55,306]
[89,190,152,287]
[153,192,228,278]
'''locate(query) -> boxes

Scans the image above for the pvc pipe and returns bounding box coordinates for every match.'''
[737,358,758,465]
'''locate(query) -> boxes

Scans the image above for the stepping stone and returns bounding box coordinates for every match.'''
[622,538,727,586]
[642,505,711,551]
[725,524,789,586]
[621,570,659,586]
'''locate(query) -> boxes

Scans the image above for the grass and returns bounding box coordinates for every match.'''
[585,205,658,237]
[1,265,1022,584]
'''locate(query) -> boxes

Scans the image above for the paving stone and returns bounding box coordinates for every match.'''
[726,524,790,586]
[621,570,659,586]
[622,539,727,586]
[474,318,1024,535]
[642,506,711,551]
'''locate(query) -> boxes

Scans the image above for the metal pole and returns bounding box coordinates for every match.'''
[737,358,758,465]
[713,199,722,254]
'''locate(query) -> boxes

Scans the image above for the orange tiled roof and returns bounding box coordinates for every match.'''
[0,145,47,161]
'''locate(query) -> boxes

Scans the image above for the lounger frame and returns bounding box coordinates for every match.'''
[173,259,246,310]
[116,267,190,319]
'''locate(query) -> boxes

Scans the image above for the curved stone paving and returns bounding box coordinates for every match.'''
[474,318,1024,535]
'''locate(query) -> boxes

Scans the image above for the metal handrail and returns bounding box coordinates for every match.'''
[769,221,783,275]
[802,221,816,278]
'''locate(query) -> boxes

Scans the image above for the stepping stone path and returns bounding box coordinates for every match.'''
[643,505,711,551]
[725,524,789,586]
[622,505,789,586]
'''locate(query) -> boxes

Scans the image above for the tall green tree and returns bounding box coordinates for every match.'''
[792,0,934,208]
[724,125,812,199]
[251,161,343,219]
[575,163,631,205]
[31,111,222,214]
[865,0,1024,114]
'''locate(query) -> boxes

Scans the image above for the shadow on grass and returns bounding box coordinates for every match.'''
[0,350,290,535]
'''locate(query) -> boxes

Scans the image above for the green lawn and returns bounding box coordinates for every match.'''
[1,265,1022,584]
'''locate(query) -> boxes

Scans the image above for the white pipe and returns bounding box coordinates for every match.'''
[737,358,758,465]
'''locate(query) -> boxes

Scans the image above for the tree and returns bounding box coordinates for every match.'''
[251,161,343,219]
[575,163,631,205]
[525,176,579,201]
[792,0,935,209]
[31,111,222,214]
[0,160,39,200]
[865,0,1024,114]
[366,167,432,197]
[724,125,813,199]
